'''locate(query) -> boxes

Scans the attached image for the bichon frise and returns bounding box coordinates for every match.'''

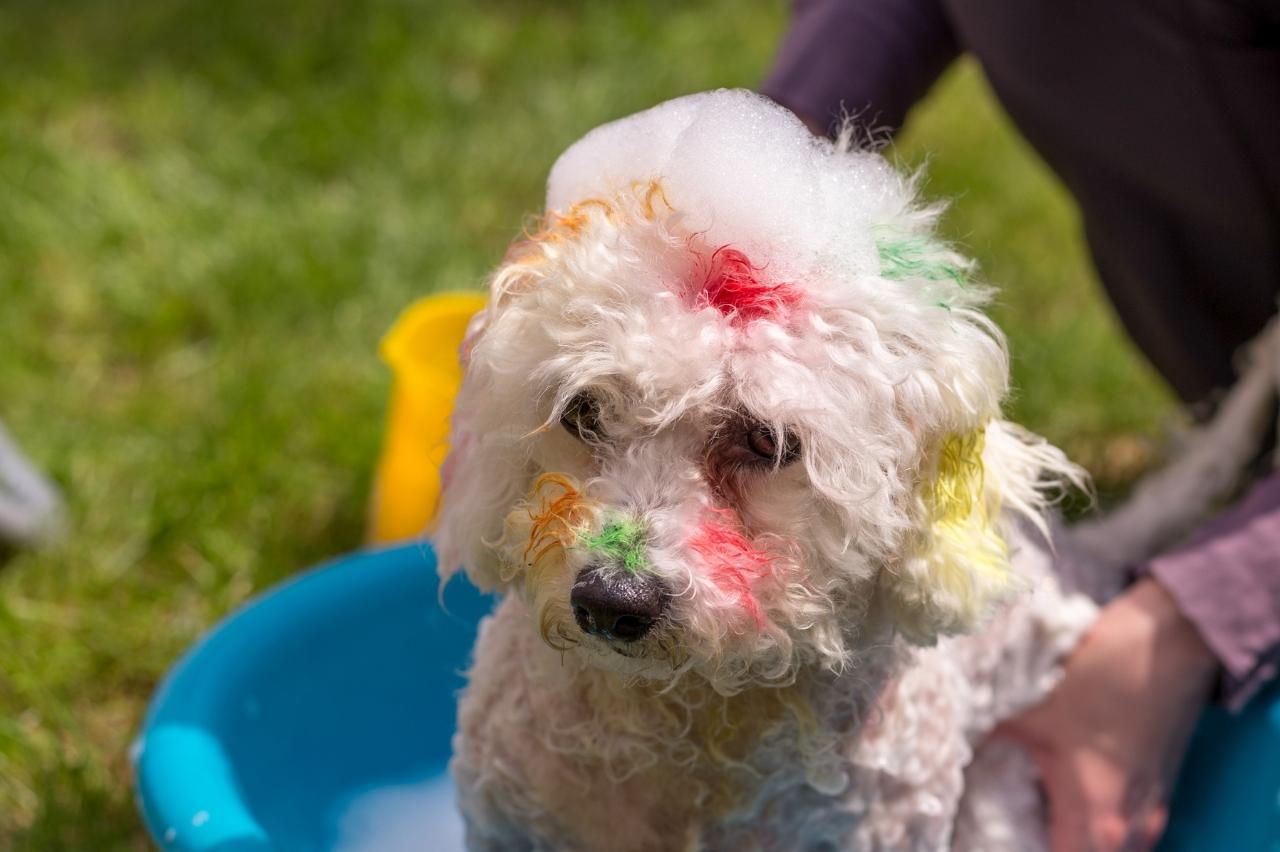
[435,89,1100,852]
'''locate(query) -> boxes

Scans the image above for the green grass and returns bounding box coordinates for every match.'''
[0,1,1173,847]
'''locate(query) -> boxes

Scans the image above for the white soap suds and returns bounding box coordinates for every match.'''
[546,89,907,283]
[331,775,466,852]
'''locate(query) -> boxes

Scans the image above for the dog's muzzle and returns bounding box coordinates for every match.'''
[571,562,668,643]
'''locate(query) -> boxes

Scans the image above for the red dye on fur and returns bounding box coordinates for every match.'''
[694,247,800,325]
[688,509,771,627]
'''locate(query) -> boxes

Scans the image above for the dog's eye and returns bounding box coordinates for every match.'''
[561,391,604,442]
[746,423,801,465]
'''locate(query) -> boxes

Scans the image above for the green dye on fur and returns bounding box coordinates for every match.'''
[580,518,649,574]
[876,237,968,287]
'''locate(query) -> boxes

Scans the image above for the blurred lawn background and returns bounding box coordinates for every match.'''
[0,0,1174,848]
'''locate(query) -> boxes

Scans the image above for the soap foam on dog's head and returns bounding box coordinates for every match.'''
[547,89,890,284]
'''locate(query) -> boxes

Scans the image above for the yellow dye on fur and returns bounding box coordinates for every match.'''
[930,430,990,530]
[924,427,1011,615]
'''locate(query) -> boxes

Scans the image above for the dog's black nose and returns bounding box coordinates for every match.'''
[571,565,667,643]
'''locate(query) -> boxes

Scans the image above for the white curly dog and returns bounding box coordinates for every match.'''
[434,90,1280,851]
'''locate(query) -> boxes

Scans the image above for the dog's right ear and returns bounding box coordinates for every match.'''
[433,222,578,590]
[432,300,528,592]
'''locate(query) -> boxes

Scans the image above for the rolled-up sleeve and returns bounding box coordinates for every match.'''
[761,0,960,134]
[1143,472,1280,710]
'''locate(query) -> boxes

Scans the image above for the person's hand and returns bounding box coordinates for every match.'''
[997,578,1219,852]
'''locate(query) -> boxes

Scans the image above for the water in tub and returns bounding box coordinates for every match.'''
[331,773,466,852]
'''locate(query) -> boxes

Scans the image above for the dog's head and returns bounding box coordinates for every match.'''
[435,91,1074,692]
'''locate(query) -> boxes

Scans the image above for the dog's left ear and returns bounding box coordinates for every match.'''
[881,419,1073,644]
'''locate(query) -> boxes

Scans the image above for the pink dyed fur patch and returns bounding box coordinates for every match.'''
[688,509,773,627]
[692,247,800,325]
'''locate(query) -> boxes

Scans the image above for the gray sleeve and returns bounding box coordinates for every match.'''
[1143,473,1280,710]
[761,0,960,135]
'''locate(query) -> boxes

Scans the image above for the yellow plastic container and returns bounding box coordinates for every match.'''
[368,292,487,544]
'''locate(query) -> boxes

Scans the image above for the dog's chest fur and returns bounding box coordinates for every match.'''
[454,605,972,851]
[451,534,1096,852]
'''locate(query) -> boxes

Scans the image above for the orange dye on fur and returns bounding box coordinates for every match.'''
[688,508,770,627]
[502,182,670,272]
[637,179,673,220]
[505,198,618,266]
[523,473,593,578]
[694,246,801,325]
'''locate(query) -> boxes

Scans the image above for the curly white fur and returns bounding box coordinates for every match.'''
[437,90,1095,851]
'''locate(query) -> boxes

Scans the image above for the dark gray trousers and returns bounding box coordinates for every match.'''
[765,0,1280,405]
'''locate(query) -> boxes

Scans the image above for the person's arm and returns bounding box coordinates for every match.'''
[761,0,960,136]
[1143,471,1280,709]
[1003,473,1280,851]
[1001,577,1218,851]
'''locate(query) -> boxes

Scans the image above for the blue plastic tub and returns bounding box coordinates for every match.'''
[133,543,492,851]
[133,543,1280,851]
